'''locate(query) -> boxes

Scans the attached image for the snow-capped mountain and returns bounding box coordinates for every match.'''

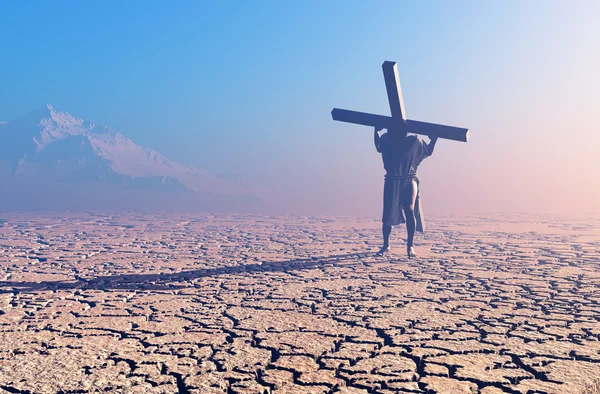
[0,105,260,210]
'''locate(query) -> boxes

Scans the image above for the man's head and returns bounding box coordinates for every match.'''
[388,123,408,138]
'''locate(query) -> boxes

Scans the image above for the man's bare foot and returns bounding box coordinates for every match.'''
[407,246,417,258]
[376,246,390,256]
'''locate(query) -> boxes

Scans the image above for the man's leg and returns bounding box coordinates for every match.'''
[383,224,392,248]
[403,180,418,257]
[377,224,392,256]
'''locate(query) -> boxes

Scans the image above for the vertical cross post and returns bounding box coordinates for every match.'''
[382,61,406,128]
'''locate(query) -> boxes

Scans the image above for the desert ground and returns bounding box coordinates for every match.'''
[0,213,599,394]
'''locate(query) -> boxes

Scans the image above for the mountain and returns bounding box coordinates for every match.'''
[0,105,261,211]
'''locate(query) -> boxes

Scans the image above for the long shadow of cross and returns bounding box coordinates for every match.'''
[0,252,375,294]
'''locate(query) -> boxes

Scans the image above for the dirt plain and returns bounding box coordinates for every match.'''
[0,212,599,394]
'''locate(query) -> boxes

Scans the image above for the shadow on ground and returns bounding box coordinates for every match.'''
[0,252,376,293]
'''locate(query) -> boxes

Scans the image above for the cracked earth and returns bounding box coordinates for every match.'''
[0,213,599,393]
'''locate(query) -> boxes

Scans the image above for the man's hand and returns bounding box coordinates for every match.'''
[426,135,438,156]
[374,127,383,152]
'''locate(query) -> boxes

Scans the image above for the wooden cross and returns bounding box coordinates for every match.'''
[331,61,469,142]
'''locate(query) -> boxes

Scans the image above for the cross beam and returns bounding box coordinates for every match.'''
[331,61,469,142]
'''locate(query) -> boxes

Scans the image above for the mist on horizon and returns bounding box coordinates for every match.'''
[0,1,598,216]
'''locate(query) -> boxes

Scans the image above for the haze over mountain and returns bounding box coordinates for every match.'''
[0,105,261,211]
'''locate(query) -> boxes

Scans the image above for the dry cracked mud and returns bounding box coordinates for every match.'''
[0,212,599,394]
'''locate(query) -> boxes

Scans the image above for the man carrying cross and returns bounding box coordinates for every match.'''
[331,60,468,258]
[374,124,437,257]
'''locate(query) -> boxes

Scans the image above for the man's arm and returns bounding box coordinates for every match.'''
[374,127,383,153]
[426,136,438,156]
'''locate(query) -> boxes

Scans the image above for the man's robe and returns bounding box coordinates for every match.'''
[378,133,431,232]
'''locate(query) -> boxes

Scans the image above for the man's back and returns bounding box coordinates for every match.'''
[379,133,429,177]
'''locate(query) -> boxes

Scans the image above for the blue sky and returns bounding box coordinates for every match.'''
[1,1,598,214]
